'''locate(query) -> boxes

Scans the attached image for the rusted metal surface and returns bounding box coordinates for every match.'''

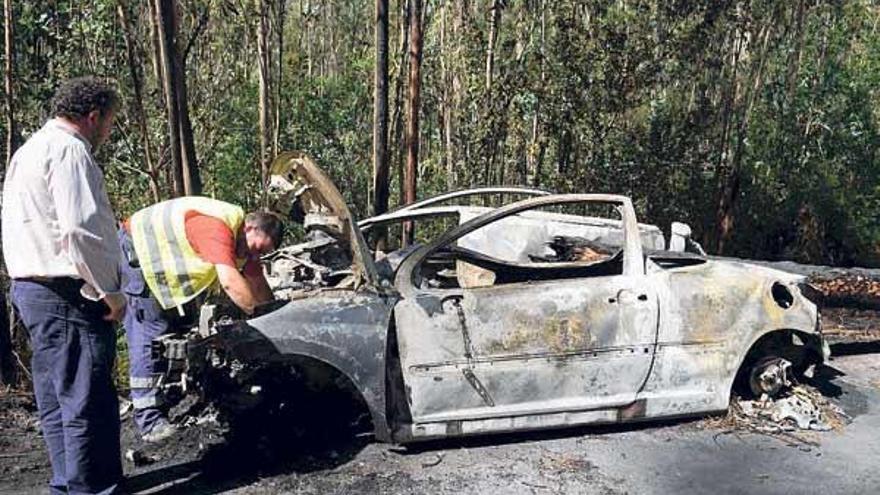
[393,275,659,424]
[244,289,397,441]
[388,195,820,440]
[267,152,379,288]
[172,156,825,444]
[390,196,659,436]
[638,259,822,420]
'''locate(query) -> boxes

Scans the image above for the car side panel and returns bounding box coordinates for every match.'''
[637,261,820,417]
[394,274,659,424]
[244,290,396,441]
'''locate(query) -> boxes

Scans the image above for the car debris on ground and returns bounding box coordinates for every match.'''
[124,448,159,467]
[698,383,851,451]
[735,385,849,432]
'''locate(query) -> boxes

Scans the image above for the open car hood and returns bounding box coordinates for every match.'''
[267,151,379,288]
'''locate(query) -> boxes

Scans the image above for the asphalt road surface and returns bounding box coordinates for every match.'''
[2,345,879,495]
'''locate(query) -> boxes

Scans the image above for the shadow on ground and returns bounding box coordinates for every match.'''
[124,403,696,494]
[124,343,878,493]
[830,340,880,356]
[125,433,371,495]
[123,382,373,495]
[807,363,846,398]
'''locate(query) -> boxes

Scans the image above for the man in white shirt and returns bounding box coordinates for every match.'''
[2,77,125,495]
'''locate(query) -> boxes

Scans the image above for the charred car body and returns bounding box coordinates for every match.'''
[151,152,828,443]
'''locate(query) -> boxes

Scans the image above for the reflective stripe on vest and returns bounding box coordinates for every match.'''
[130,197,245,310]
[129,375,162,389]
[132,395,161,409]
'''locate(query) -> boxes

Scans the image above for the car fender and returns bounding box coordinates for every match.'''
[241,290,397,441]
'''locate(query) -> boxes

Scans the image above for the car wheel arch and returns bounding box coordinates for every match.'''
[727,327,824,399]
[264,352,393,442]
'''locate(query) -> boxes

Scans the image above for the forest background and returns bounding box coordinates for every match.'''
[2,0,880,388]
[3,0,880,265]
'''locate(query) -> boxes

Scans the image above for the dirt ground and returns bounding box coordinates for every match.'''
[2,310,880,495]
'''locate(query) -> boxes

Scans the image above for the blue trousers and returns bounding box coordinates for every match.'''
[118,228,168,435]
[11,279,122,495]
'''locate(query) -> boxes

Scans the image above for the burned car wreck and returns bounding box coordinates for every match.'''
[151,152,829,443]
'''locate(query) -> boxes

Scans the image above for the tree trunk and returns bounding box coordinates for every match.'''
[147,0,169,196]
[786,0,806,102]
[528,0,546,187]
[117,1,160,202]
[711,26,743,252]
[273,0,287,156]
[0,293,14,387]
[176,90,198,197]
[452,0,469,185]
[391,0,410,207]
[440,1,457,189]
[304,0,313,77]
[173,3,201,196]
[372,0,390,221]
[482,0,505,186]
[256,0,273,201]
[716,14,776,254]
[2,0,21,381]
[485,0,502,91]
[4,0,15,166]
[320,1,328,78]
[147,0,165,106]
[402,0,423,245]
[154,0,184,197]
[154,0,200,197]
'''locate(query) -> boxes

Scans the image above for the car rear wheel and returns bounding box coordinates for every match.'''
[747,356,793,398]
[735,330,824,399]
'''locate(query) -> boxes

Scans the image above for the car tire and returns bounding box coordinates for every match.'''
[747,355,793,398]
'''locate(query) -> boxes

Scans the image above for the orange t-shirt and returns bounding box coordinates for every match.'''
[123,213,261,277]
[184,212,262,277]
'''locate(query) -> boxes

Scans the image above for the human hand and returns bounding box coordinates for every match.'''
[103,293,127,322]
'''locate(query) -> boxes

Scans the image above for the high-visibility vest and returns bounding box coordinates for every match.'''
[130,196,245,310]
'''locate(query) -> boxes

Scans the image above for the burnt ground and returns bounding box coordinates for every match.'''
[1,309,880,495]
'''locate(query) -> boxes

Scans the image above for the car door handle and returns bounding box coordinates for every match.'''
[613,290,649,304]
[439,294,465,314]
[616,289,636,304]
[440,294,464,305]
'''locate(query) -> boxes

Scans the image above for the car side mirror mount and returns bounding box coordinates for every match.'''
[669,222,707,256]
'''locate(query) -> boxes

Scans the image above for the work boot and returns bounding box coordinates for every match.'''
[142,418,177,443]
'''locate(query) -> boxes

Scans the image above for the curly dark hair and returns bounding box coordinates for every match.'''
[51,77,119,119]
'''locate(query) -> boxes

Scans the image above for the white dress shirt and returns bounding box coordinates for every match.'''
[2,118,122,299]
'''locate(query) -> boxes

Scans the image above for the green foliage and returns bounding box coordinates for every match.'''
[114,327,130,392]
[284,73,373,213]
[1,0,879,266]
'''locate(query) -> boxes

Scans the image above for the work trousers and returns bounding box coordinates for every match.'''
[118,228,168,435]
[11,279,122,495]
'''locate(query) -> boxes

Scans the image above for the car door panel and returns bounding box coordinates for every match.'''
[395,295,491,420]
[394,274,658,423]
